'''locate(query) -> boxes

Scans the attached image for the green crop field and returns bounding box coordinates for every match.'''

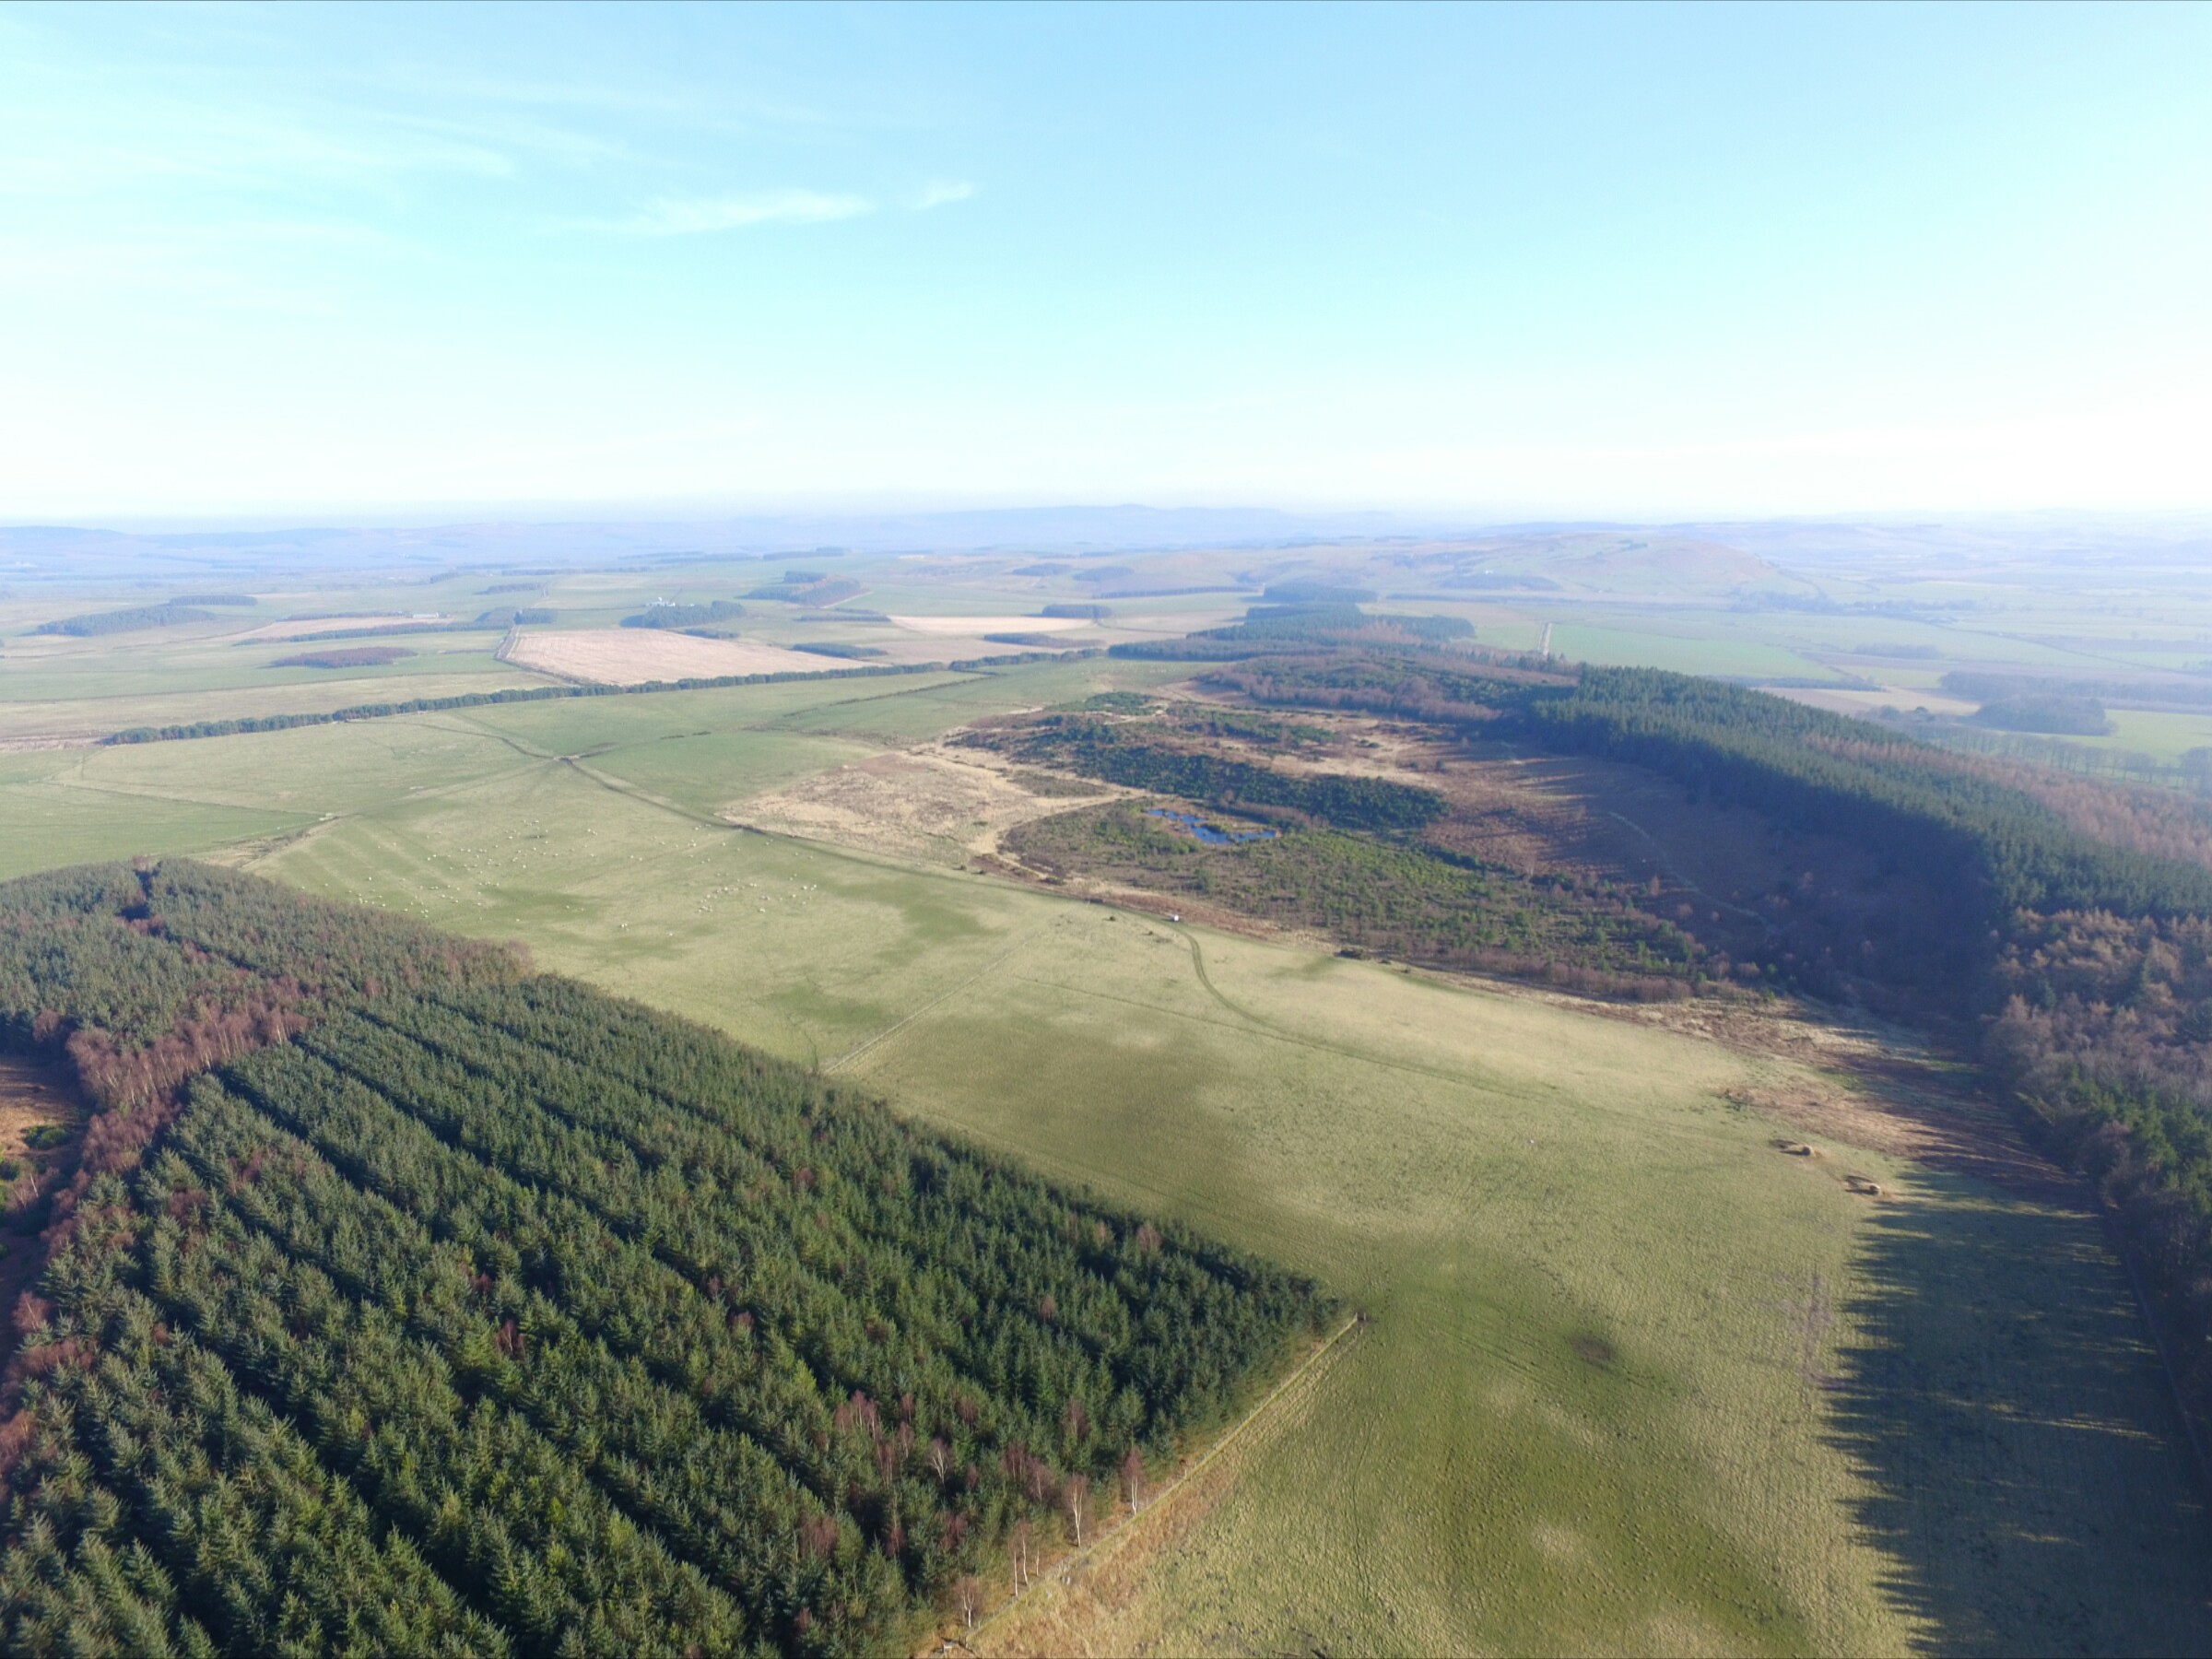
[1542,623,1842,682]
[0,623,553,743]
[0,657,2202,1653]
[2076,707,2212,763]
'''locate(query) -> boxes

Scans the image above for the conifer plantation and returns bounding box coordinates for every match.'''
[0,863,1328,1656]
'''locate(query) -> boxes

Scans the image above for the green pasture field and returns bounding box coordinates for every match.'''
[767,659,1189,742]
[915,930,2211,1657]
[0,622,551,742]
[436,673,955,766]
[1438,608,1547,653]
[1543,622,1841,681]
[0,750,310,881]
[2074,707,2212,763]
[0,668,558,745]
[0,656,2201,1653]
[1469,594,2212,694]
[1790,619,2112,671]
[1864,707,2212,771]
[1931,627,2210,677]
[2,618,518,668]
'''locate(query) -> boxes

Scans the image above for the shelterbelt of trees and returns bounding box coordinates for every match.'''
[1106,599,1475,660]
[1217,648,2212,1441]
[0,863,1326,1656]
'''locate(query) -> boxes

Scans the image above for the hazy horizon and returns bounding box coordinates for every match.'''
[15,499,2212,544]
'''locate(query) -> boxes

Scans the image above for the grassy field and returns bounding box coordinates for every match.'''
[246,761,2206,1652]
[866,929,2209,1655]
[12,540,2212,752]
[1542,623,1842,681]
[0,748,314,879]
[0,621,552,742]
[2076,707,2212,763]
[0,658,2198,1652]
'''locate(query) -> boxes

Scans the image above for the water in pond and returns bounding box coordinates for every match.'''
[1147,808,1279,845]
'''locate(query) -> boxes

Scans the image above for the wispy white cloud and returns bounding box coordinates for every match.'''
[608,189,874,235]
[0,103,515,199]
[914,179,975,211]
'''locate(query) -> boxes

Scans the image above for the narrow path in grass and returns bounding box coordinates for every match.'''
[1147,924,1558,1100]
[944,1312,1363,1655]
[824,931,1040,1074]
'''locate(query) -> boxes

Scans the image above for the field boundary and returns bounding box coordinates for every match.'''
[944,1312,1362,1653]
[93,650,1103,747]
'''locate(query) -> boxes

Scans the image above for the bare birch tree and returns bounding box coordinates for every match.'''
[1120,1446,1146,1513]
[1065,1473,1089,1545]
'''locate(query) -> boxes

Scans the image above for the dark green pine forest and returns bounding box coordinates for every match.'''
[0,863,1328,1657]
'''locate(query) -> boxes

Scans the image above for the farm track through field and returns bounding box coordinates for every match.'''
[825,931,1040,1074]
[999,962,1559,1110]
[37,776,321,838]
[821,900,1598,1131]
[1164,924,1557,1096]
[562,755,731,828]
[428,675,1014,832]
[438,710,880,833]
[1174,925,1258,1025]
[950,1314,1364,1656]
[756,672,993,728]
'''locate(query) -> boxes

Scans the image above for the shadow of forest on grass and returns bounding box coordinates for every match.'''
[1827,1171,2212,1655]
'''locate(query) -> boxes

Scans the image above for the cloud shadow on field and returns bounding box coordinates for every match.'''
[1823,1172,2212,1655]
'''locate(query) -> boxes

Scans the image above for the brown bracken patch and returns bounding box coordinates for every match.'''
[0,1057,83,1371]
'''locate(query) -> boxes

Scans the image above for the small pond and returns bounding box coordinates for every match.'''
[1147,807,1280,845]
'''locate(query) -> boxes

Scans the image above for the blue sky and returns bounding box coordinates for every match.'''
[2,2,2207,522]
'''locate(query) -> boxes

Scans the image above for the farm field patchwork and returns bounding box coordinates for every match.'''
[0,660,554,744]
[0,659,2196,1652]
[888,614,1094,635]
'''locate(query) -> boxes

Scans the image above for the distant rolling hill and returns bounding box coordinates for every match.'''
[1434,532,1816,595]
